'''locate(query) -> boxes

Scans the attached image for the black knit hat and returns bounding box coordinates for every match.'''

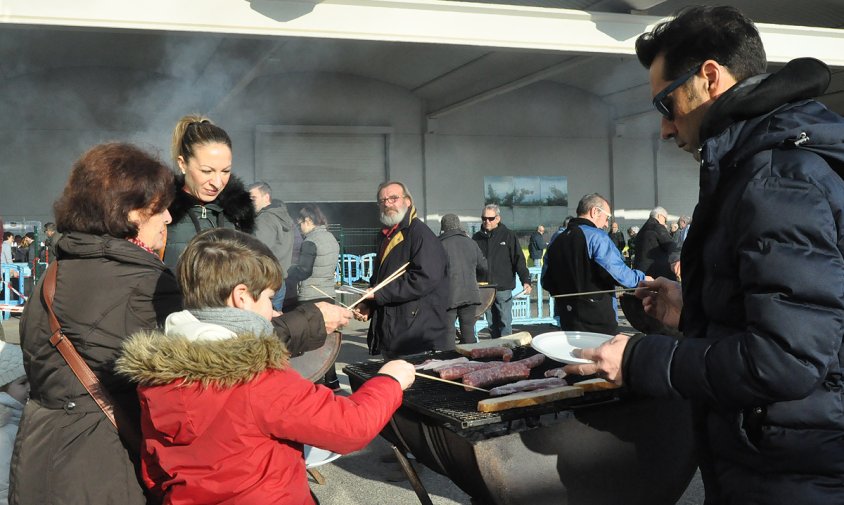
[440,213,462,232]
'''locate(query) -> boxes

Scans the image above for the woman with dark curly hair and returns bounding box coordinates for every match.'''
[10,143,182,505]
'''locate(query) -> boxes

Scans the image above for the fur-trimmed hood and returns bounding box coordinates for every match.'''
[168,174,256,234]
[116,312,290,389]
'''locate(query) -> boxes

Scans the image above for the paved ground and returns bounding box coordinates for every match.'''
[1,311,704,504]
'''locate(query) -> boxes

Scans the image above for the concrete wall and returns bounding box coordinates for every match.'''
[0,66,698,235]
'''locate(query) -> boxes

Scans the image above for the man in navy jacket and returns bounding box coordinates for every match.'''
[357,181,452,358]
[573,6,844,503]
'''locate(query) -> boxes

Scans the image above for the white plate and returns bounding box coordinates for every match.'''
[304,445,342,469]
[531,331,613,364]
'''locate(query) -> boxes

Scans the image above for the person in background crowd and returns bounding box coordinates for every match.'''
[572,6,844,503]
[675,215,691,248]
[286,205,339,309]
[10,142,183,505]
[542,193,648,334]
[473,204,532,339]
[356,181,452,358]
[116,228,414,505]
[625,226,639,266]
[528,224,546,267]
[286,204,342,390]
[39,222,61,264]
[634,206,680,281]
[248,181,294,312]
[608,221,626,252]
[11,234,34,265]
[439,214,487,344]
[669,221,679,237]
[166,115,350,357]
[1,233,12,266]
[0,343,27,505]
[549,216,575,246]
[164,115,255,269]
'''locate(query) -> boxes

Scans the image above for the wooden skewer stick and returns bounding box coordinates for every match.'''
[348,262,410,310]
[551,287,638,298]
[414,372,489,393]
[310,286,352,309]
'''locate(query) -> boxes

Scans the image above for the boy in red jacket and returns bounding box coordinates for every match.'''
[117,228,414,505]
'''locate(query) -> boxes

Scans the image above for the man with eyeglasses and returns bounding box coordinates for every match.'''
[356,180,452,358]
[542,193,647,335]
[472,204,532,339]
[633,206,680,281]
[570,6,844,503]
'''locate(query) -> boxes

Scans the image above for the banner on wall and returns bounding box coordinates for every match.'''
[484,176,568,230]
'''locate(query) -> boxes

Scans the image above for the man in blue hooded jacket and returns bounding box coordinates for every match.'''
[572,6,844,504]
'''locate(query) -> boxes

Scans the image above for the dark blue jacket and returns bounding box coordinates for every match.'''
[365,207,452,357]
[439,229,487,310]
[623,59,844,503]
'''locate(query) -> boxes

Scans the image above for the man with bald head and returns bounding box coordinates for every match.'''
[542,193,647,335]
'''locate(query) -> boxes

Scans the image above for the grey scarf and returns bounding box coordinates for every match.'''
[188,307,273,337]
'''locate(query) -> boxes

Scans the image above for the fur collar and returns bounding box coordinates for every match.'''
[116,330,289,388]
[169,174,256,234]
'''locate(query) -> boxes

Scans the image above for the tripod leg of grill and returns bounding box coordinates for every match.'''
[307,468,326,485]
[392,445,433,505]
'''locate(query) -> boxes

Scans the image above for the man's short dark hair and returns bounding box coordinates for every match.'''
[44,222,56,233]
[576,193,608,216]
[248,181,272,198]
[635,6,767,82]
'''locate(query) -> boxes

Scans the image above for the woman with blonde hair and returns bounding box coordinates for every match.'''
[163,115,255,269]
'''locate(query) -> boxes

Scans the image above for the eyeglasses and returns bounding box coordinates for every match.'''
[378,195,405,205]
[594,207,612,218]
[481,216,497,222]
[652,64,702,121]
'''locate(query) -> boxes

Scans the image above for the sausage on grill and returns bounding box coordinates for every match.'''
[512,353,545,369]
[463,363,530,390]
[468,346,513,362]
[489,377,567,396]
[438,362,498,381]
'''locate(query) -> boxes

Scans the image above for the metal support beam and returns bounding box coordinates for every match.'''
[4,1,844,66]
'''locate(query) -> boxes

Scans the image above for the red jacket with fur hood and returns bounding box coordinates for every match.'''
[117,310,402,505]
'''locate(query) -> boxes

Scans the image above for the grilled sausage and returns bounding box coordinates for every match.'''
[468,346,514,362]
[438,362,498,381]
[512,353,545,369]
[463,363,530,390]
[489,377,567,396]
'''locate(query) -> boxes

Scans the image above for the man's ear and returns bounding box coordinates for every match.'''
[226,284,251,309]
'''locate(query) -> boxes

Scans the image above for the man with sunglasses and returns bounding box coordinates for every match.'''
[472,204,531,339]
[570,6,844,504]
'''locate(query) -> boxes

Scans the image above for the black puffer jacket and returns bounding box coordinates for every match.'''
[634,216,678,280]
[10,233,183,505]
[472,223,530,291]
[623,59,844,503]
[163,175,255,269]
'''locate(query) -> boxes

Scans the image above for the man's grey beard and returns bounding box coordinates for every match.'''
[380,207,408,227]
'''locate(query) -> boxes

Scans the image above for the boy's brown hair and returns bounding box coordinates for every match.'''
[178,228,283,309]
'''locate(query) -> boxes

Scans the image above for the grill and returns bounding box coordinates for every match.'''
[344,348,621,429]
[345,347,697,505]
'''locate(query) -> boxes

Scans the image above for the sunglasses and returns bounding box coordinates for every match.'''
[652,64,702,121]
[481,216,497,222]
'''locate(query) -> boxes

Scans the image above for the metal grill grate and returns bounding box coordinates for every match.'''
[344,348,622,429]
